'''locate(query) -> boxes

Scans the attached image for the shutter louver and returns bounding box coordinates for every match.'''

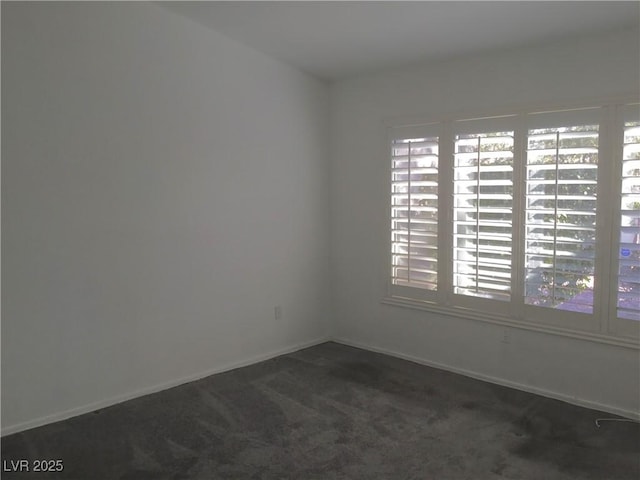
[453,132,514,301]
[391,137,439,291]
[617,120,640,321]
[525,125,599,313]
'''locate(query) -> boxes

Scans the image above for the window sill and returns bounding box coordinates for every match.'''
[381,295,640,350]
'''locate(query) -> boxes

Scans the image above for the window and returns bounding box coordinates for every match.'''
[525,116,599,314]
[387,102,639,343]
[391,136,439,291]
[453,125,514,302]
[390,125,441,302]
[615,107,640,324]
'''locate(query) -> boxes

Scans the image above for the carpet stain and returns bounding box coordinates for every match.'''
[328,361,383,385]
[461,400,479,410]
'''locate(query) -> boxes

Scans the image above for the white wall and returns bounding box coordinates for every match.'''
[330,28,640,417]
[2,2,330,433]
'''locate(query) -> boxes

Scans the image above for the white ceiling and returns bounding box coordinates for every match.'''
[159,1,640,81]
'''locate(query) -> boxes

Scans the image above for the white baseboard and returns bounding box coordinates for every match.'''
[1,337,331,437]
[331,337,640,421]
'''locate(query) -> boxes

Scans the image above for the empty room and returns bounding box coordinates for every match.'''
[2,1,639,478]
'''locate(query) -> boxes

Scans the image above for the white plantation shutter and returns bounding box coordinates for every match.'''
[617,108,640,321]
[390,128,439,296]
[453,119,514,301]
[524,109,600,314]
[386,101,639,345]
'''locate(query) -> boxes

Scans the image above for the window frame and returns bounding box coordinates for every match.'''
[384,97,640,349]
[450,115,517,316]
[388,123,445,304]
[520,107,605,334]
[607,104,640,340]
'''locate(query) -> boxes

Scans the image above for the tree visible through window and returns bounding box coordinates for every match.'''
[454,131,514,301]
[524,125,599,313]
[388,103,639,339]
[391,136,439,291]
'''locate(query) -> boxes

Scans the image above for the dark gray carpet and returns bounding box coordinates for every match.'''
[1,342,639,479]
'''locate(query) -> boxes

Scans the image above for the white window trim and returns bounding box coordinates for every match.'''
[520,107,604,333]
[608,104,640,340]
[450,115,516,315]
[383,96,640,350]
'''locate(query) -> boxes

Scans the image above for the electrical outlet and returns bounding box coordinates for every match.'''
[274,305,282,320]
[501,328,510,344]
